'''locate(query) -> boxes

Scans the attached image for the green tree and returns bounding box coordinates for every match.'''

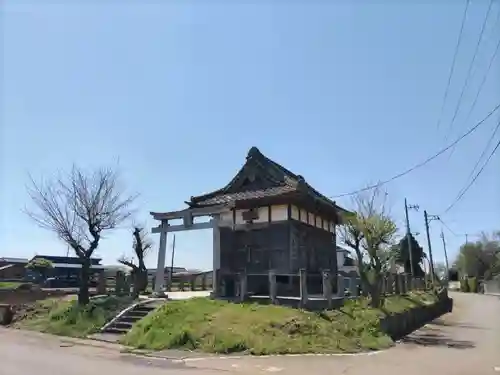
[118,227,152,298]
[25,258,53,280]
[26,166,136,305]
[338,186,398,308]
[454,232,500,280]
[390,233,425,276]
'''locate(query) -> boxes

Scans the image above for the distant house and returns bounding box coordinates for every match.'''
[336,247,358,276]
[147,267,188,279]
[0,257,29,280]
[26,255,105,284]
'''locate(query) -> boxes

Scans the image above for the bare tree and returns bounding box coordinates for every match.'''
[337,186,398,307]
[26,165,136,305]
[118,227,152,298]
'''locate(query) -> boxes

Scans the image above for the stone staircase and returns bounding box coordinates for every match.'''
[101,299,165,335]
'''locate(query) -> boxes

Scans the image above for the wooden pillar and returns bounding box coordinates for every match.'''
[406,274,413,292]
[154,221,168,294]
[380,275,386,296]
[401,274,408,294]
[386,274,394,294]
[212,216,221,297]
[349,277,359,297]
[337,275,345,297]
[322,269,332,308]
[239,272,247,302]
[190,275,196,291]
[269,269,277,304]
[97,272,106,295]
[115,271,124,295]
[394,274,401,294]
[299,269,308,307]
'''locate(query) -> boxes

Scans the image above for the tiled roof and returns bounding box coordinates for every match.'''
[190,147,350,214]
[192,185,297,206]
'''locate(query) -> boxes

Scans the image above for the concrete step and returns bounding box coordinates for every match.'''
[110,321,134,330]
[102,327,129,335]
[134,305,157,312]
[127,309,151,317]
[120,314,144,323]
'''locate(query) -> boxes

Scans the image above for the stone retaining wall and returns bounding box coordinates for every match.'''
[380,291,453,340]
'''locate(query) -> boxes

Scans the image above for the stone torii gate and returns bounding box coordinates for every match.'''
[150,203,233,295]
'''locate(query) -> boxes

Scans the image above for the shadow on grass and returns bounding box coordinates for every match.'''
[401,327,475,349]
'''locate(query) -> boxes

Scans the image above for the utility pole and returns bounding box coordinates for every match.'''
[440,229,450,278]
[465,233,469,243]
[424,210,439,284]
[404,199,419,276]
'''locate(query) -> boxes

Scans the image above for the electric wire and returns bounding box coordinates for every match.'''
[436,0,471,131]
[455,117,500,201]
[441,125,500,215]
[447,7,500,158]
[444,0,494,141]
[329,102,500,198]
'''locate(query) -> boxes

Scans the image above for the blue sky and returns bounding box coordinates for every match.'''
[1,1,499,270]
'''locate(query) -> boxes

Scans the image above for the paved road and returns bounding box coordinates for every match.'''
[0,329,221,375]
[1,292,498,374]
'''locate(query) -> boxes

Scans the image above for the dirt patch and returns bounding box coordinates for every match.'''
[0,288,72,305]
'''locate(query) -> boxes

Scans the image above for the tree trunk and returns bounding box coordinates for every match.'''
[138,269,148,293]
[78,258,91,305]
[369,275,383,308]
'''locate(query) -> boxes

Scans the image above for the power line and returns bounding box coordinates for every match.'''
[436,0,471,131]
[330,102,500,198]
[439,218,460,237]
[441,125,500,215]
[447,7,500,157]
[456,118,500,197]
[444,0,494,141]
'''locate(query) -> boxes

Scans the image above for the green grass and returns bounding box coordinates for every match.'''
[12,295,134,338]
[123,291,437,355]
[0,281,25,290]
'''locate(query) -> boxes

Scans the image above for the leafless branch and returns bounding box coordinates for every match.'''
[25,165,137,259]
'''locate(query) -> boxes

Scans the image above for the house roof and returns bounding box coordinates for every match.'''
[0,257,29,264]
[189,147,350,216]
[32,255,102,265]
[51,263,105,270]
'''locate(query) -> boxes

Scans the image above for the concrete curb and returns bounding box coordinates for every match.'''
[125,348,386,363]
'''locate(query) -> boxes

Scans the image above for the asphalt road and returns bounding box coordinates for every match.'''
[0,329,220,375]
[1,292,498,374]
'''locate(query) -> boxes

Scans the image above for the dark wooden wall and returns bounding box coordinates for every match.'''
[220,220,337,275]
[220,223,290,273]
[290,221,337,274]
[218,217,337,297]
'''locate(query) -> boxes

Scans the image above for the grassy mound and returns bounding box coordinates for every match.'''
[0,281,30,290]
[12,295,134,337]
[123,291,437,355]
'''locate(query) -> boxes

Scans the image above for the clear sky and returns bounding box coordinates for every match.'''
[1,1,499,270]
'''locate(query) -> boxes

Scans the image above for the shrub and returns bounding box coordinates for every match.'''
[460,279,470,293]
[467,277,478,293]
